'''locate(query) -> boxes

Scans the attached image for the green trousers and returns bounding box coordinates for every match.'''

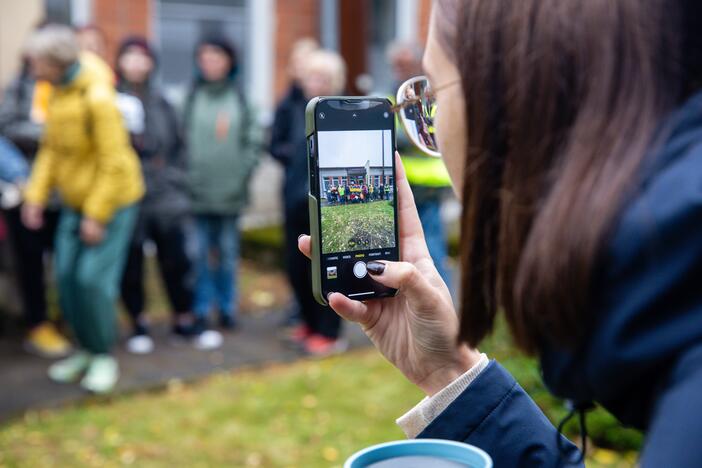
[55,205,137,354]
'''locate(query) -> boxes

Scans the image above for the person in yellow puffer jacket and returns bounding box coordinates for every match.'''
[22,24,144,394]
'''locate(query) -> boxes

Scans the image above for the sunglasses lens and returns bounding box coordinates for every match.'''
[396,77,441,157]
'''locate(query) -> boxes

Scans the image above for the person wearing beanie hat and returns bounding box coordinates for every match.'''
[183,36,261,333]
[114,36,222,353]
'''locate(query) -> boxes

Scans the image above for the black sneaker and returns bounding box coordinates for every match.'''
[133,320,150,337]
[172,322,198,339]
[219,314,238,331]
[193,316,208,334]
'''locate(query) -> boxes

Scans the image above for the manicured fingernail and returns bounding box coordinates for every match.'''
[367,261,385,275]
[297,234,305,241]
[327,292,335,301]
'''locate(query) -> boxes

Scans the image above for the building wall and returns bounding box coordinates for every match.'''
[0,0,43,90]
[2,0,432,103]
[82,0,431,103]
[273,0,319,101]
[418,0,431,45]
[338,0,368,95]
[92,0,151,68]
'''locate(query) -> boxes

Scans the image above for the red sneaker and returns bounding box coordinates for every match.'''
[287,324,312,344]
[304,334,348,357]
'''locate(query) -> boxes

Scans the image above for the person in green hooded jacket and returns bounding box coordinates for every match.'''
[184,37,261,333]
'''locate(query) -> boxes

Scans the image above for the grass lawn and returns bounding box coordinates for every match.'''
[0,234,639,467]
[0,321,639,467]
[321,201,395,254]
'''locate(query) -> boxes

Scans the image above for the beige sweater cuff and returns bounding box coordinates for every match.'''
[396,353,490,439]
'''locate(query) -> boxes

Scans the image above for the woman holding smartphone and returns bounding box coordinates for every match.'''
[299,0,702,465]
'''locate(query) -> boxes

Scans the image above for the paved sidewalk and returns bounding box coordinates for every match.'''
[0,311,369,422]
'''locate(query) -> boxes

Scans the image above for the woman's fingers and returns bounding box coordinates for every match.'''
[297,234,311,259]
[367,260,442,311]
[327,292,374,326]
[394,152,430,260]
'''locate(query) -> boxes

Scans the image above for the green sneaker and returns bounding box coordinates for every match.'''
[80,355,119,394]
[48,351,91,383]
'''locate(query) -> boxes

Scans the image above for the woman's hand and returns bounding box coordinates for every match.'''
[298,152,481,396]
[21,203,44,230]
[80,217,105,245]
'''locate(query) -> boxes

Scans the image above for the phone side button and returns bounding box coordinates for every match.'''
[353,261,367,279]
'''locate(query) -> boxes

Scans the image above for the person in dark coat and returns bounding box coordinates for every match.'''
[298,0,702,465]
[114,37,215,353]
[271,38,319,330]
[270,48,347,356]
[0,59,70,358]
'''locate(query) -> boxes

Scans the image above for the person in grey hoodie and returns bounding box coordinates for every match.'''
[115,37,220,352]
[184,36,260,332]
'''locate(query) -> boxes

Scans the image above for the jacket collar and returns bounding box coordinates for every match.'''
[60,62,81,86]
[642,89,702,183]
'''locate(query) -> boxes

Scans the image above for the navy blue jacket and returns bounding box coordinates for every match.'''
[418,92,702,467]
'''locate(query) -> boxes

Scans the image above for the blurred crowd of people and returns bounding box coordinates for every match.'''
[0,22,452,394]
[325,181,392,205]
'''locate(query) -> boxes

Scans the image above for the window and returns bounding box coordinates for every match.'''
[45,0,72,23]
[368,0,397,95]
[156,0,248,97]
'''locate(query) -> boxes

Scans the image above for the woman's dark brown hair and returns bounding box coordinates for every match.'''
[435,0,702,353]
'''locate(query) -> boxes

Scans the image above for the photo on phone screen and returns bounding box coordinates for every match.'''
[318,129,395,254]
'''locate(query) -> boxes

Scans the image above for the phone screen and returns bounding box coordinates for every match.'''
[311,98,399,301]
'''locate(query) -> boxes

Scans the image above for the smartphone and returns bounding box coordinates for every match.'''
[306,97,399,305]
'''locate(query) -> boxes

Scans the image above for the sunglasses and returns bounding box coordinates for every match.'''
[392,75,459,158]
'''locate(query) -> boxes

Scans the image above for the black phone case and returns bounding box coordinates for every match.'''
[306,97,399,305]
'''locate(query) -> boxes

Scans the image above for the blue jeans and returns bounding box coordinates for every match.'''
[193,214,239,320]
[416,199,453,289]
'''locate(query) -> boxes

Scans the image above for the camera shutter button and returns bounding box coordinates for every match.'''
[353,261,367,279]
